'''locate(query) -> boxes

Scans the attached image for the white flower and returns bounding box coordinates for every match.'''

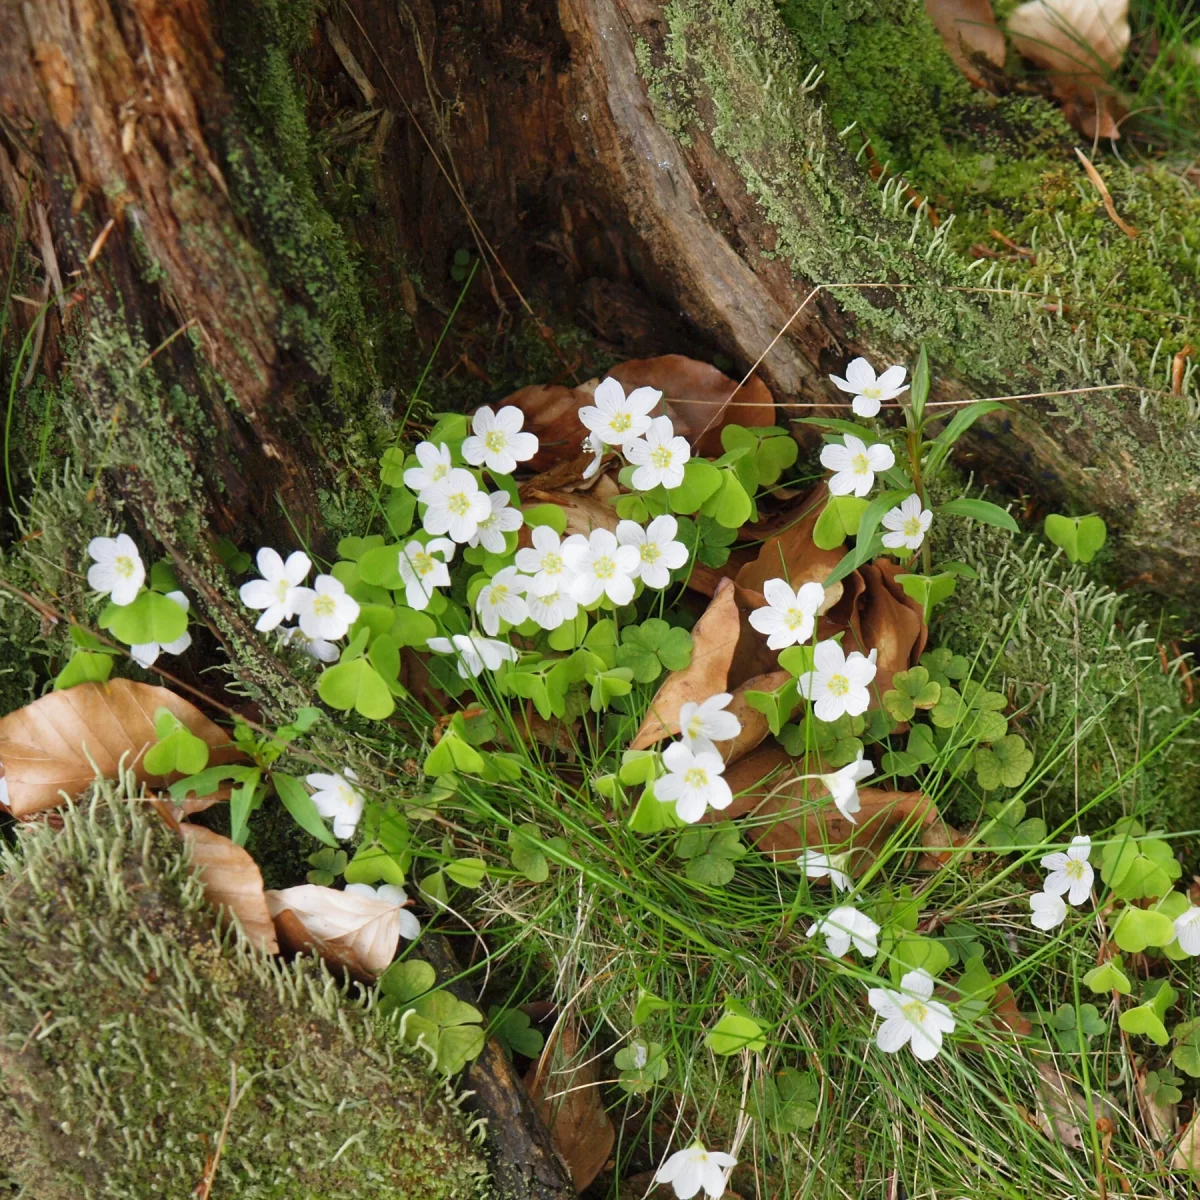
[881,494,933,552]
[829,357,908,418]
[579,376,660,446]
[820,434,896,497]
[1029,891,1067,931]
[678,693,742,755]
[130,590,192,668]
[291,575,360,641]
[654,1144,737,1200]
[818,751,874,823]
[807,904,880,958]
[617,515,689,589]
[461,405,538,474]
[525,587,578,631]
[422,468,492,544]
[344,882,421,940]
[582,430,606,479]
[476,566,530,636]
[469,490,524,554]
[1040,835,1093,906]
[1175,907,1200,956]
[426,633,518,679]
[515,524,576,596]
[748,579,825,650]
[797,640,877,722]
[87,533,146,607]
[868,969,955,1061]
[307,770,365,840]
[654,741,733,824]
[562,528,640,606]
[798,850,852,892]
[397,539,455,611]
[238,547,312,631]
[280,626,340,663]
[623,415,691,491]
[402,441,453,497]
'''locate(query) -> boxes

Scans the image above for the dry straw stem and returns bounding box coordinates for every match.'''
[1074,148,1139,238]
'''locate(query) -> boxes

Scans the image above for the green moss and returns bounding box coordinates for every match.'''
[0,779,490,1198]
[931,520,1200,843]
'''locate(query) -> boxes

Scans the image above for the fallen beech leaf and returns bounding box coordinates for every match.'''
[926,0,1006,85]
[519,488,619,538]
[266,884,400,980]
[181,823,278,953]
[524,1021,614,1192]
[1008,0,1129,137]
[1174,1110,1200,1177]
[0,679,242,817]
[713,670,791,765]
[630,578,741,749]
[990,983,1033,1038]
[607,355,775,456]
[1033,1057,1088,1149]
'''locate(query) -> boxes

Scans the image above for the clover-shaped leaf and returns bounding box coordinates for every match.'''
[634,988,671,1025]
[1044,513,1107,564]
[616,619,693,683]
[883,666,941,723]
[750,1067,819,1134]
[143,707,211,776]
[489,1005,545,1059]
[705,1008,768,1055]
[1047,1003,1106,1052]
[889,935,951,984]
[1110,907,1177,953]
[745,677,800,737]
[973,735,1034,791]
[1120,1004,1170,1046]
[614,1038,670,1094]
[425,731,485,778]
[677,824,746,886]
[813,495,869,551]
[1144,1068,1183,1107]
[587,666,635,712]
[1082,956,1132,995]
[779,713,864,768]
[99,590,189,646]
[920,647,970,687]
[980,796,1047,848]
[1172,1019,1200,1077]
[1101,820,1182,901]
[319,657,396,720]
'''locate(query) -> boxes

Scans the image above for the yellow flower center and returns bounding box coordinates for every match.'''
[593,555,615,580]
[542,552,564,575]
[684,766,709,788]
[686,715,703,739]
[313,594,336,617]
[610,412,632,433]
[413,552,434,576]
[902,999,929,1025]
[273,578,291,601]
[827,673,850,697]
[115,555,136,579]
[431,462,448,482]
[650,444,674,468]
[447,492,471,516]
[641,543,660,563]
[902,516,923,537]
[484,430,506,452]
[863,385,881,399]
[785,607,808,630]
[488,585,508,606]
[851,453,870,474]
[1065,859,1088,880]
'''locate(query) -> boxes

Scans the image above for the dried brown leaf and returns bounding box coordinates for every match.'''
[926,0,1006,85]
[0,679,242,817]
[181,823,278,953]
[520,488,619,538]
[1033,1057,1088,1148]
[714,670,791,765]
[1174,1110,1200,1177]
[265,884,400,980]
[524,1021,615,1192]
[502,382,595,471]
[1008,0,1129,137]
[607,355,775,457]
[630,578,741,749]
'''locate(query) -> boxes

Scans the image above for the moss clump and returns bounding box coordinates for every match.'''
[931,522,1199,841]
[0,780,490,1199]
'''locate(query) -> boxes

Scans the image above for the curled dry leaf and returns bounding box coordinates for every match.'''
[926,0,1006,86]
[716,746,943,864]
[1008,0,1129,137]
[713,669,791,765]
[1033,1056,1088,1149]
[503,381,595,472]
[180,823,278,953]
[1174,1110,1200,1178]
[523,1021,615,1192]
[265,884,401,980]
[0,678,243,817]
[630,578,741,750]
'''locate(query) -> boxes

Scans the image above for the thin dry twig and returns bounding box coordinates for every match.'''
[1074,149,1138,239]
[195,1058,244,1200]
